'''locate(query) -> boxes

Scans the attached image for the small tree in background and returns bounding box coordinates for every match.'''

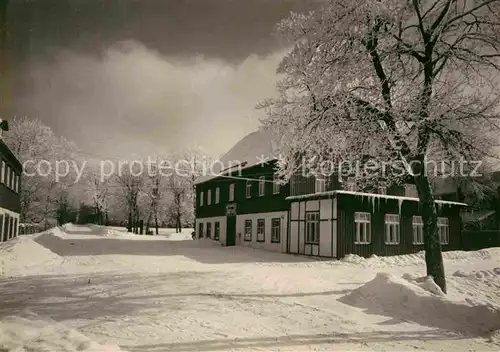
[260,0,500,293]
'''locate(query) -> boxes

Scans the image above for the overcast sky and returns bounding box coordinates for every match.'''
[9,0,321,159]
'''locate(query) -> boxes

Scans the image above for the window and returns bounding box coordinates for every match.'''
[412,216,424,244]
[4,214,9,240]
[207,189,212,205]
[9,216,14,239]
[355,212,371,244]
[246,180,251,198]
[229,183,235,201]
[258,176,265,196]
[315,175,326,193]
[199,191,204,206]
[13,218,18,238]
[244,220,252,241]
[1,160,4,183]
[0,214,4,241]
[438,217,449,245]
[378,181,387,195]
[347,177,356,192]
[273,174,280,194]
[215,187,220,204]
[214,222,220,240]
[384,214,400,245]
[5,166,9,188]
[206,222,212,238]
[198,222,203,238]
[305,212,320,244]
[257,219,265,242]
[271,218,281,243]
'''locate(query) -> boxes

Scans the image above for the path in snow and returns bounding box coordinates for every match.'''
[1,225,500,351]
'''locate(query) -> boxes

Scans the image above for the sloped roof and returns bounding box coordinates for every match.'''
[195,128,278,184]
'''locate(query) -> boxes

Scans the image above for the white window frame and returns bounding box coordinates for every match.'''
[257,219,265,242]
[438,217,449,245]
[214,221,220,240]
[229,183,235,201]
[384,214,400,245]
[244,219,252,241]
[207,189,212,205]
[347,177,356,192]
[412,216,424,244]
[246,180,251,198]
[215,187,220,204]
[305,211,320,244]
[315,175,326,193]
[354,212,371,244]
[258,176,265,196]
[273,174,280,194]
[199,191,204,206]
[1,160,4,183]
[271,218,281,243]
[5,166,9,188]
[378,181,387,195]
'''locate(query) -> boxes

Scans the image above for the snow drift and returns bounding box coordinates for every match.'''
[0,310,125,352]
[339,248,500,268]
[0,232,63,277]
[339,272,500,337]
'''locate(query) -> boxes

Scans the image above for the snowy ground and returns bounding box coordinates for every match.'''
[1,224,500,351]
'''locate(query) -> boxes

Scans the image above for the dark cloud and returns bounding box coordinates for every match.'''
[9,0,320,157]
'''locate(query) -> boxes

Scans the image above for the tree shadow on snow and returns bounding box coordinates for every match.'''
[34,233,331,264]
[122,330,465,351]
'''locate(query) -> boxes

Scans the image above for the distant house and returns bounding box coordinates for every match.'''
[195,129,467,258]
[0,119,22,242]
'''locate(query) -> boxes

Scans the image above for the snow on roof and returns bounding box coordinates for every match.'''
[195,128,278,184]
[286,190,468,206]
[462,210,496,223]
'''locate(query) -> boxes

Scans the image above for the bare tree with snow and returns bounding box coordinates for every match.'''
[115,164,144,233]
[260,0,500,293]
[3,116,83,226]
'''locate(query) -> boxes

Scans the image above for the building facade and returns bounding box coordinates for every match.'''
[0,121,22,242]
[196,161,290,252]
[195,129,467,258]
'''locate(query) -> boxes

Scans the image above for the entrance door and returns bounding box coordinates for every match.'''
[226,216,236,246]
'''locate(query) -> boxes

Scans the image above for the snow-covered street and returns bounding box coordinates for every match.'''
[1,224,500,351]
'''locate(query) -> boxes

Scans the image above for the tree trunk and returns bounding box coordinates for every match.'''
[154,208,159,235]
[413,158,446,294]
[127,212,132,232]
[176,213,182,233]
[145,208,152,234]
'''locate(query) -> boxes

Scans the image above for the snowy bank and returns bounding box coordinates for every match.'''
[61,223,131,237]
[0,310,125,352]
[339,272,500,337]
[339,247,500,268]
[0,231,63,277]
